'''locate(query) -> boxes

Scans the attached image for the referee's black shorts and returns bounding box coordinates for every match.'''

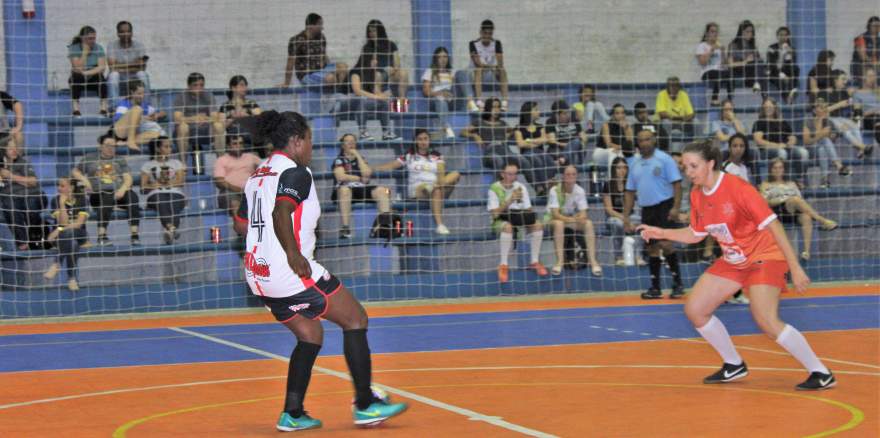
[640,197,676,229]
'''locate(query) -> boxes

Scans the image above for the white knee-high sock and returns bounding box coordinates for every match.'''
[529,230,543,263]
[500,232,513,265]
[776,324,829,374]
[696,315,743,365]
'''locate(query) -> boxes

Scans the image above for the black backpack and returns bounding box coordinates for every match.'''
[370,211,403,242]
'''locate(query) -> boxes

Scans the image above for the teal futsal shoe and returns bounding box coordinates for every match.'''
[276,412,322,432]
[353,400,408,426]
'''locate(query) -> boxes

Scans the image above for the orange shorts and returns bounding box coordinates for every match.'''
[706,259,789,291]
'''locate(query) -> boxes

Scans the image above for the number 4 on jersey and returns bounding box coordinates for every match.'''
[250,191,265,242]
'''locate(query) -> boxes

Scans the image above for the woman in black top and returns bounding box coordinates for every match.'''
[362,19,408,98]
[0,137,46,250]
[460,97,520,170]
[751,97,809,186]
[340,52,400,141]
[727,20,768,97]
[599,103,634,156]
[851,16,880,87]
[514,101,556,196]
[331,133,393,239]
[602,157,642,265]
[766,26,799,104]
[43,177,89,292]
[822,70,870,158]
[808,50,836,102]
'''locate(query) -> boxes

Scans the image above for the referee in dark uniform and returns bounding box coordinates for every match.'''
[623,128,684,299]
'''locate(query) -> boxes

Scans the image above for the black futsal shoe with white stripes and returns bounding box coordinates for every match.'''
[640,287,662,299]
[703,362,749,384]
[796,371,836,391]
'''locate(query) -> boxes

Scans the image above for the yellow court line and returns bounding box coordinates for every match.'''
[111,382,864,438]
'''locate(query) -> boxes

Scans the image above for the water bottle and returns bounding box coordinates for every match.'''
[623,236,636,266]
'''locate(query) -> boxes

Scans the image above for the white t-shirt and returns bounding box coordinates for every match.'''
[235,151,326,298]
[695,41,724,76]
[140,158,185,196]
[487,181,532,211]
[547,183,588,216]
[397,149,443,194]
[421,69,453,94]
[723,161,750,183]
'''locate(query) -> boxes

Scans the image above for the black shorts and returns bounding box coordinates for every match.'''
[332,185,376,202]
[641,198,676,229]
[498,210,537,227]
[259,272,342,322]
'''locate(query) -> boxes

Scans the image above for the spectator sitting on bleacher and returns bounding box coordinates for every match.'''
[488,162,547,283]
[468,19,509,112]
[696,22,733,106]
[421,47,457,140]
[572,84,610,134]
[802,98,853,188]
[711,99,747,151]
[545,100,587,167]
[67,26,108,117]
[71,133,141,246]
[279,12,347,88]
[855,66,880,146]
[141,136,186,245]
[808,50,836,102]
[545,165,601,276]
[654,76,695,139]
[460,97,520,170]
[220,75,262,154]
[0,136,46,250]
[752,97,808,187]
[850,16,880,87]
[760,158,838,261]
[112,80,165,152]
[332,133,393,239]
[363,19,408,98]
[43,177,89,292]
[727,20,769,98]
[594,103,632,176]
[340,52,401,141]
[632,102,670,152]
[722,133,752,183]
[514,101,556,197]
[375,129,460,235]
[173,72,225,162]
[106,21,149,106]
[213,132,261,217]
[602,157,644,266]
[0,90,24,148]
[767,26,800,104]
[822,70,871,158]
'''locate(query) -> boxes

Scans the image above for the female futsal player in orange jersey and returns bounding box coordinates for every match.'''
[638,141,836,390]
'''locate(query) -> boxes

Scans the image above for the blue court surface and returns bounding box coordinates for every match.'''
[1,295,877,373]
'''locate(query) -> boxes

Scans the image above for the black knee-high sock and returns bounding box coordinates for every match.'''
[343,328,374,410]
[284,341,322,416]
[666,253,682,286]
[648,256,662,289]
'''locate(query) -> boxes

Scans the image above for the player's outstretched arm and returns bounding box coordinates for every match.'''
[636,224,704,244]
[767,219,810,293]
[272,201,312,278]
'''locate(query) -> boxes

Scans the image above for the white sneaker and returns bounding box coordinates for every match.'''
[435,224,450,235]
[752,82,762,93]
[444,125,456,139]
[727,294,750,305]
[501,100,509,112]
[467,100,480,113]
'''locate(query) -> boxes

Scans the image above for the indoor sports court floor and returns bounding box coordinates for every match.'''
[0,284,877,437]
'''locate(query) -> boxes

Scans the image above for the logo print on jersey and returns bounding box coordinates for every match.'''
[722,202,735,217]
[244,252,271,278]
[706,223,747,265]
[251,166,277,178]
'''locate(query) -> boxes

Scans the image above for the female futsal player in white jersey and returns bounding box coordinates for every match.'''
[233,110,407,431]
[637,140,836,390]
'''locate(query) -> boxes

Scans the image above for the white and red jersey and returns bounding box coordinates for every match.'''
[690,172,785,267]
[235,151,326,297]
[397,149,443,190]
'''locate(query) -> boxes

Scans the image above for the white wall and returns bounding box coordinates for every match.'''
[45,0,413,90]
[827,0,879,74]
[451,0,784,84]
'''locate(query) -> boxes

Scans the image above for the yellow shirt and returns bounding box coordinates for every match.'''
[654,89,694,120]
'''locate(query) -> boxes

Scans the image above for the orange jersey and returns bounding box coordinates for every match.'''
[690,172,785,266]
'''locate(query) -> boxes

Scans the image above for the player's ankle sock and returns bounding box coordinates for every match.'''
[343,329,374,410]
[284,341,321,416]
[696,315,743,365]
[649,256,662,289]
[776,324,829,374]
[500,232,513,265]
[666,253,682,285]
[529,230,543,263]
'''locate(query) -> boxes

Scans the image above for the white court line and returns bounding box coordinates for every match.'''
[2,363,876,411]
[168,327,558,438]
[677,337,880,369]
